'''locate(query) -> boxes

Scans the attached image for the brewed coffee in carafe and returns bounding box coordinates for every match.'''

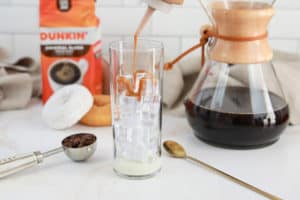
[184,0,289,148]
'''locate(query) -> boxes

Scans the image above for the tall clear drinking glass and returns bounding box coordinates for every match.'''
[109,39,164,179]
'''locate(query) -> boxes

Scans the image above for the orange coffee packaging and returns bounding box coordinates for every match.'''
[40,0,103,103]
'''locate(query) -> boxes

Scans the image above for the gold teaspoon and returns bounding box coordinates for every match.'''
[163,140,282,200]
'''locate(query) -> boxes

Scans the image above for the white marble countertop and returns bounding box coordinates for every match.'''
[0,99,299,200]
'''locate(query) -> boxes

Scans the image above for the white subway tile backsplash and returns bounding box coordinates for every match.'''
[296,42,300,54]
[123,0,143,6]
[270,10,300,39]
[183,0,201,7]
[98,0,123,6]
[0,34,14,60]
[101,35,122,55]
[181,37,202,59]
[275,0,300,9]
[13,0,123,7]
[0,0,10,5]
[148,36,180,58]
[12,0,38,5]
[13,34,40,62]
[152,8,208,36]
[0,1,297,60]
[0,6,38,33]
[270,39,298,54]
[97,7,151,35]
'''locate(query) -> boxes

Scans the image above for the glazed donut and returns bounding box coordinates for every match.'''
[80,95,112,126]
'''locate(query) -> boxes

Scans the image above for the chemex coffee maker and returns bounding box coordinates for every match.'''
[166,0,289,148]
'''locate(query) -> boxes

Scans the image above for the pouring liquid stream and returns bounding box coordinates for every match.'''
[133,6,155,70]
[117,6,156,100]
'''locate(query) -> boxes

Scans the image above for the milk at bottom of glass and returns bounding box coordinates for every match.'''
[113,123,161,176]
[113,91,161,177]
[114,157,161,176]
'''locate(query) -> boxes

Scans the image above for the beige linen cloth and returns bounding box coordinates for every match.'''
[0,49,41,111]
[163,50,300,125]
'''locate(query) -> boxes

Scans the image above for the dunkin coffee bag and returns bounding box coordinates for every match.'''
[40,0,103,102]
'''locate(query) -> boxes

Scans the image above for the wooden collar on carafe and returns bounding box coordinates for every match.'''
[164,25,270,70]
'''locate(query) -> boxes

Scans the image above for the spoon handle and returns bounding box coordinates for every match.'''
[42,147,64,158]
[186,156,282,200]
[0,151,44,179]
[0,147,64,179]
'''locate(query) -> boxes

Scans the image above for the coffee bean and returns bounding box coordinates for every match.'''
[62,133,96,148]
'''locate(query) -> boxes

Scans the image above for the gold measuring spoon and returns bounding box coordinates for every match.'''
[163,140,282,200]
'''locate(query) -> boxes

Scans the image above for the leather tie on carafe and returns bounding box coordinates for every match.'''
[164,25,269,70]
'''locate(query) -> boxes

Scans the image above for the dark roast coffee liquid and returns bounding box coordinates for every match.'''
[185,87,289,148]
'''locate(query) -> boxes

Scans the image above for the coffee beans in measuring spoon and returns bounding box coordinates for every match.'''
[0,133,98,179]
[62,133,97,148]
